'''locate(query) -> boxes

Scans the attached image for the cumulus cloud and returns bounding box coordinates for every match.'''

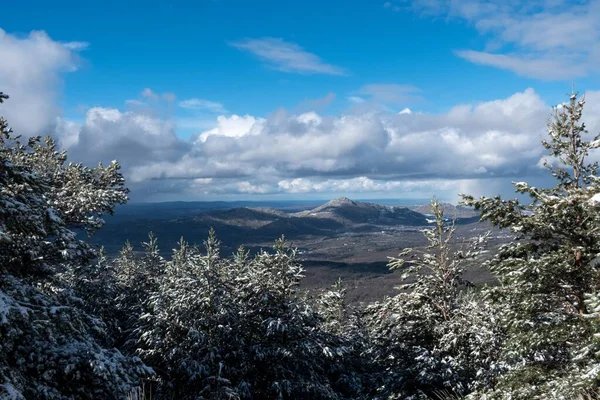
[229,37,347,75]
[0,28,587,202]
[52,87,571,202]
[196,114,265,143]
[386,0,600,80]
[0,29,80,137]
[60,107,190,182]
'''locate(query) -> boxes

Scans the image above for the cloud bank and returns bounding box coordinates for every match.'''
[52,87,576,203]
[5,28,600,203]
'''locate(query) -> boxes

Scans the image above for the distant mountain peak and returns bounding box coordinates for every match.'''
[326,197,356,206]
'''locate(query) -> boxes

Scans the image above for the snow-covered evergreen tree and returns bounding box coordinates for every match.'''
[59,247,123,344]
[135,230,239,398]
[62,234,167,352]
[134,231,364,399]
[0,273,152,399]
[0,94,151,399]
[364,198,497,399]
[114,234,166,349]
[318,278,348,336]
[462,92,600,398]
[317,278,371,397]
[0,115,127,276]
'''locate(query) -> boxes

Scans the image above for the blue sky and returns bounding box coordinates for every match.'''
[5,0,591,118]
[2,0,600,202]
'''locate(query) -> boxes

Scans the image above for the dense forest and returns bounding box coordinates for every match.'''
[2,90,600,399]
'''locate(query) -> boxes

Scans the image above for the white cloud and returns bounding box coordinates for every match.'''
[456,50,588,80]
[113,89,549,192]
[388,0,600,80]
[196,114,264,143]
[62,41,89,51]
[48,87,600,202]
[348,96,366,104]
[0,29,80,137]
[296,112,322,125]
[179,98,227,113]
[58,107,190,184]
[229,37,347,75]
[141,87,159,100]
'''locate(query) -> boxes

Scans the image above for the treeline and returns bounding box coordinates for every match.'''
[1,92,600,399]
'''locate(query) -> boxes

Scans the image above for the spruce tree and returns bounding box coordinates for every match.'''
[364,198,495,398]
[0,94,151,398]
[134,232,363,399]
[462,92,600,398]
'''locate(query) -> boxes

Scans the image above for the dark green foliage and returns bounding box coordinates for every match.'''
[0,115,128,276]
[362,199,499,399]
[5,88,600,399]
[127,231,366,399]
[0,95,150,398]
[461,92,600,398]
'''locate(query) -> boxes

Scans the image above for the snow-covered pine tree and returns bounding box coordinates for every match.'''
[462,91,600,398]
[0,111,128,276]
[59,246,123,344]
[135,230,243,399]
[63,233,168,353]
[232,236,345,399]
[134,231,364,399]
[318,278,348,336]
[0,94,151,398]
[364,198,496,399]
[317,278,371,397]
[113,234,166,349]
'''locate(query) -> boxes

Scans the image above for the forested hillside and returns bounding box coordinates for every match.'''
[2,91,600,399]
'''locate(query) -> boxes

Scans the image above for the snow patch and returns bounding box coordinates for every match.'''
[0,383,25,400]
[590,193,600,204]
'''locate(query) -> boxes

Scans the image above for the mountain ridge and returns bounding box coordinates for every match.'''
[92,197,481,255]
